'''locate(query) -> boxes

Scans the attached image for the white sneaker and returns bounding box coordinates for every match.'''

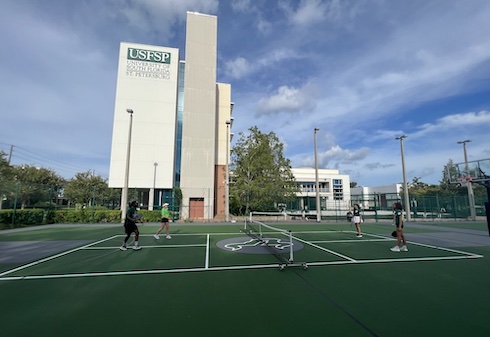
[166,235,172,239]
[154,234,160,240]
[390,246,400,252]
[357,234,362,238]
[400,245,408,252]
[133,245,142,250]
[119,246,127,251]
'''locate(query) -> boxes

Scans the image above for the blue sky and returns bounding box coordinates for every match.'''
[1,0,489,187]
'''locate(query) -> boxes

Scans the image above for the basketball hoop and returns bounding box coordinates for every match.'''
[457,176,473,185]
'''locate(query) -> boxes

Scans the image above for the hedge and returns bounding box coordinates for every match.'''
[0,209,164,230]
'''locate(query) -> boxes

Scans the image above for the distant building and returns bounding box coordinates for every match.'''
[350,184,402,210]
[291,168,351,216]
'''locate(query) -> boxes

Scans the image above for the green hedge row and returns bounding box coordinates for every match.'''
[0,209,46,230]
[0,209,165,230]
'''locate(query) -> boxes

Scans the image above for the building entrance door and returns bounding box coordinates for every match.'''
[189,198,204,219]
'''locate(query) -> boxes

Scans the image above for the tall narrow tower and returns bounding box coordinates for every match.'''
[179,12,218,221]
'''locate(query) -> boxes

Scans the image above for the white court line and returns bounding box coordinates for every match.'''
[84,244,206,250]
[0,253,483,282]
[0,231,484,282]
[118,232,246,237]
[205,234,210,269]
[312,231,483,258]
[306,254,483,267]
[361,232,483,258]
[292,236,357,262]
[0,235,119,278]
[402,240,483,258]
[310,238,392,244]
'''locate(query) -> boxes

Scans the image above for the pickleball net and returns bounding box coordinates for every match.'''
[243,212,294,265]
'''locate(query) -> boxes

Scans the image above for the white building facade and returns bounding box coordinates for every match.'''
[350,184,402,210]
[291,167,351,217]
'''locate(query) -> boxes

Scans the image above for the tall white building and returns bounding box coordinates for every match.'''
[109,12,232,221]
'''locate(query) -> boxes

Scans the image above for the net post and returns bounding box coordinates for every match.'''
[288,230,293,263]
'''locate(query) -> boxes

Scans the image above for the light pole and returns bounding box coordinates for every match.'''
[149,162,158,211]
[395,135,411,221]
[121,109,134,222]
[458,140,476,220]
[314,128,321,222]
[225,120,231,222]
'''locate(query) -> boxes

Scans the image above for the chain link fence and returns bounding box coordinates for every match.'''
[350,192,487,221]
[1,180,487,227]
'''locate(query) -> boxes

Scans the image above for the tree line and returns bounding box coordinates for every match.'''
[0,152,119,210]
[1,127,486,214]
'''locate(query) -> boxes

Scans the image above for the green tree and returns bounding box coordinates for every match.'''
[12,165,65,208]
[0,151,15,209]
[104,187,121,210]
[439,159,468,196]
[229,126,298,215]
[64,171,110,207]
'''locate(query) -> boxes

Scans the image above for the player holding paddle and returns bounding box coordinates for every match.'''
[352,203,363,238]
[120,200,143,251]
[154,203,172,239]
[390,202,408,252]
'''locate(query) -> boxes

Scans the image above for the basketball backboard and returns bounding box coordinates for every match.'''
[447,158,490,185]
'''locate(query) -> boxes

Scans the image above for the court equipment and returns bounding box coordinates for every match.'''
[447,157,490,236]
[446,157,490,186]
[244,212,307,270]
[134,213,143,221]
[247,211,288,222]
[391,230,397,238]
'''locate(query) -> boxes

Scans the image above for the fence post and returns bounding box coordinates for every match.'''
[12,181,20,227]
[451,195,457,220]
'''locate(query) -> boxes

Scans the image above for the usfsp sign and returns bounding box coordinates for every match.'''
[127,48,171,64]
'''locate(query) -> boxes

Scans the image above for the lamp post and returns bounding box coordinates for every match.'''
[395,135,411,221]
[121,109,134,222]
[314,128,321,222]
[149,162,158,211]
[457,140,476,220]
[225,120,231,222]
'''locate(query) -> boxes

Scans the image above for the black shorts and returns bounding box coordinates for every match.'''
[161,218,169,223]
[124,222,138,234]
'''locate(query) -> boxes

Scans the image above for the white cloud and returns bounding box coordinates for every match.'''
[414,111,490,137]
[257,85,315,115]
[123,0,219,39]
[223,48,305,80]
[231,0,253,13]
[280,0,329,26]
[224,57,252,79]
[319,146,370,166]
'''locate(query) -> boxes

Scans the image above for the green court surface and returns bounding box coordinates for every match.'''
[1,221,490,337]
